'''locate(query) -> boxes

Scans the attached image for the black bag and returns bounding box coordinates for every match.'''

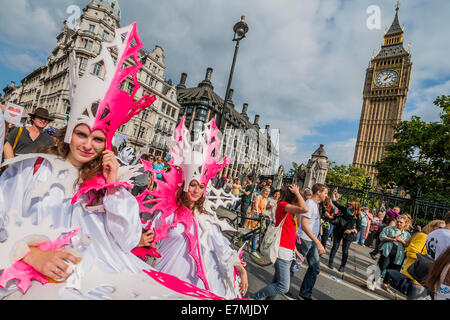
[330,214,348,229]
[407,253,434,285]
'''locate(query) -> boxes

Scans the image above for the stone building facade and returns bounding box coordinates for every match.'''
[176,68,279,180]
[292,144,330,189]
[353,6,412,183]
[2,0,179,157]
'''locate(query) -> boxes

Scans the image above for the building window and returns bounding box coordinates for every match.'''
[138,127,146,139]
[93,63,102,76]
[119,124,126,132]
[152,66,157,73]
[171,108,176,118]
[166,105,171,116]
[141,109,149,121]
[102,30,109,40]
[161,103,166,114]
[155,55,160,62]
[79,58,88,71]
[85,40,93,51]
[148,77,154,87]
[89,25,95,33]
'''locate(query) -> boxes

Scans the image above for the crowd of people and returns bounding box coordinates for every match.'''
[213,173,449,301]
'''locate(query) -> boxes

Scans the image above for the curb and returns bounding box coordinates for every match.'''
[319,264,406,300]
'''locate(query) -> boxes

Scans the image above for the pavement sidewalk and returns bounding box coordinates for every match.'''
[216,206,407,300]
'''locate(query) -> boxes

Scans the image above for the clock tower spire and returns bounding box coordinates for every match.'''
[352,3,412,184]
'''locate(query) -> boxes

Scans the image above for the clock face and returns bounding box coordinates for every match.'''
[375,70,399,88]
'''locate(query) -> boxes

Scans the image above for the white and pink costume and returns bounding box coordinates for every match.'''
[0,23,228,300]
[135,118,245,299]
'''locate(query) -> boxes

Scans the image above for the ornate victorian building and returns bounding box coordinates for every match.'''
[353,5,412,183]
[2,0,180,157]
[176,68,279,180]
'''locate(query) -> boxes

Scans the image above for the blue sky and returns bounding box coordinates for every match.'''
[1,0,449,171]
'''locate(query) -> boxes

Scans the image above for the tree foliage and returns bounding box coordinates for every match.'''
[374,95,450,202]
[288,161,299,175]
[325,163,372,189]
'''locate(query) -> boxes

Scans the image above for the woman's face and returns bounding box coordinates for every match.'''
[396,218,406,230]
[261,189,270,198]
[186,180,205,203]
[273,191,281,201]
[67,124,106,166]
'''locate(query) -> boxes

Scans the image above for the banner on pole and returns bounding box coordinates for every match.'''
[4,102,24,126]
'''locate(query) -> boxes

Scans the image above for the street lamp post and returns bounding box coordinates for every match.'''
[217,16,249,131]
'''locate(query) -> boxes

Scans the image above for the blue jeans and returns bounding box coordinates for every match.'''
[355,225,367,245]
[296,239,321,299]
[252,258,294,300]
[242,230,259,252]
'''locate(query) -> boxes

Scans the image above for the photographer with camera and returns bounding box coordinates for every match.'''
[327,189,361,273]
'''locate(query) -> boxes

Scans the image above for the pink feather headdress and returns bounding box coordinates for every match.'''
[67,22,157,204]
[168,117,231,193]
[65,22,156,151]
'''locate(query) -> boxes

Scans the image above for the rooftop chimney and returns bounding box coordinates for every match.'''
[242,103,248,114]
[205,67,213,82]
[198,67,214,89]
[254,115,260,126]
[177,72,187,89]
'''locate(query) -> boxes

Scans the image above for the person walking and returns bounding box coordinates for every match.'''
[296,183,328,300]
[320,196,335,248]
[239,178,255,227]
[252,185,308,300]
[355,207,368,246]
[400,219,446,299]
[367,211,384,248]
[369,211,397,260]
[3,107,55,159]
[242,186,271,258]
[231,178,242,210]
[264,189,281,225]
[327,191,361,273]
[378,215,411,293]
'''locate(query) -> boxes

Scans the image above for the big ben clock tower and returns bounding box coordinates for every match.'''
[353,4,412,184]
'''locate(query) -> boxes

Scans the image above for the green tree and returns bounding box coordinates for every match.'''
[288,161,299,175]
[374,95,450,202]
[325,163,372,189]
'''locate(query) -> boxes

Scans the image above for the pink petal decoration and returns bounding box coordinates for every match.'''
[131,247,161,260]
[143,269,225,300]
[69,23,157,203]
[91,22,157,151]
[71,174,133,205]
[0,228,80,293]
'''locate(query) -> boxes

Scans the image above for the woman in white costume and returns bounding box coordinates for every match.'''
[0,22,219,300]
[139,117,248,299]
[152,179,248,299]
